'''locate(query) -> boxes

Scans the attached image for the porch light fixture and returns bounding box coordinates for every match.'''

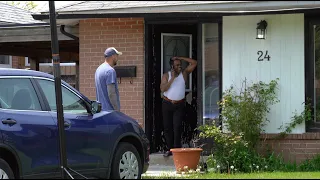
[256,20,268,39]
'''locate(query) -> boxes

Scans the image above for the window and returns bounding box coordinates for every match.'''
[161,33,193,91]
[25,57,76,67]
[202,23,220,125]
[37,79,88,114]
[0,78,41,111]
[0,55,12,68]
[314,25,320,121]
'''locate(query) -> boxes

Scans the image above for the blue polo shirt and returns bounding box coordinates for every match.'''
[95,63,120,111]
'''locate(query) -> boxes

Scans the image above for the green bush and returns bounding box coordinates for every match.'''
[198,79,280,173]
[219,78,279,149]
[198,78,320,174]
[199,124,295,173]
[199,125,255,173]
[299,154,320,171]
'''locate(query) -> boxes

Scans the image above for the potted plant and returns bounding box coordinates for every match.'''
[170,134,204,173]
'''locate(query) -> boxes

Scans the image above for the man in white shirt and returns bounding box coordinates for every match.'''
[160,56,197,157]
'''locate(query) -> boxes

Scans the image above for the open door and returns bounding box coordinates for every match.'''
[145,24,198,153]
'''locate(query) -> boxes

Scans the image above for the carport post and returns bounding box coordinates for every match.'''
[49,1,68,179]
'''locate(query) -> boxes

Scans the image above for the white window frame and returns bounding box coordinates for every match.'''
[25,57,76,67]
[0,55,12,68]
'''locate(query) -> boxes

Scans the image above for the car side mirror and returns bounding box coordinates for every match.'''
[91,101,102,114]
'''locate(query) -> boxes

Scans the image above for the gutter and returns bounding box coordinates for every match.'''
[0,23,50,28]
[60,25,79,41]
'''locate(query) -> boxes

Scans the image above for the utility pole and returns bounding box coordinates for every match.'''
[48,1,68,178]
[49,2,87,179]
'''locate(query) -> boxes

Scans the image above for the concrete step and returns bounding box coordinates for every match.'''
[148,152,210,167]
[143,152,210,177]
[149,152,175,166]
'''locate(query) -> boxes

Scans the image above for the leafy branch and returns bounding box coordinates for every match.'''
[277,99,313,138]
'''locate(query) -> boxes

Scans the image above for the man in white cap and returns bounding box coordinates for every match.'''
[95,47,122,111]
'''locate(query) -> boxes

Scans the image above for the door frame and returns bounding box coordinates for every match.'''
[198,22,223,126]
[144,16,222,152]
[305,17,320,131]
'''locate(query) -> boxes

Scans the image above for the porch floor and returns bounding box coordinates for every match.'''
[142,152,209,177]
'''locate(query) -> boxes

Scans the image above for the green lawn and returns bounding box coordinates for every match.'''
[143,172,320,179]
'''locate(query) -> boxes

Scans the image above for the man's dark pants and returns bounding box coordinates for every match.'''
[162,99,186,151]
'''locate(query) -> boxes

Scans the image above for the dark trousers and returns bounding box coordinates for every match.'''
[162,99,186,151]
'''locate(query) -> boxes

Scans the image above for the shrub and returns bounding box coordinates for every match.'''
[219,78,279,149]
[198,78,320,173]
[198,78,280,173]
[299,154,320,171]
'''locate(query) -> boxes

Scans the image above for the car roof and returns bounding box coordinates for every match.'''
[0,68,54,79]
[0,68,92,103]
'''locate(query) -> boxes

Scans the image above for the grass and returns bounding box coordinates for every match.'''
[143,172,320,179]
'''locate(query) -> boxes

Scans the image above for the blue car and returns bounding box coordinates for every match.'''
[0,68,149,179]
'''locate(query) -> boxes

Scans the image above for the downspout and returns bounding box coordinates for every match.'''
[60,25,79,41]
[59,24,79,90]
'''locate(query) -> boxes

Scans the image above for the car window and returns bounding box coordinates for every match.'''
[37,79,89,114]
[0,78,41,111]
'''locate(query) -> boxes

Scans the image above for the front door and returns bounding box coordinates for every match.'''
[161,32,197,147]
[146,24,198,153]
[0,77,59,177]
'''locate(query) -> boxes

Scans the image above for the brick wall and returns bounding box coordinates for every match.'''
[11,56,21,69]
[258,133,320,164]
[79,18,144,126]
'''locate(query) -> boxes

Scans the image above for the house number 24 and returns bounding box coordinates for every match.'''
[257,50,271,61]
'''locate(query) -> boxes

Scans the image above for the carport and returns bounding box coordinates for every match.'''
[0,23,80,89]
[0,2,80,88]
[0,23,80,88]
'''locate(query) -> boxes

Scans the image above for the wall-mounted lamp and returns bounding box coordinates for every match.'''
[256,20,268,39]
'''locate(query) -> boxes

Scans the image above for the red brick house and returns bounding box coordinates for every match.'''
[3,1,320,163]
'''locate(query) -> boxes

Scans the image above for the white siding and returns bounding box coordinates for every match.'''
[222,14,305,133]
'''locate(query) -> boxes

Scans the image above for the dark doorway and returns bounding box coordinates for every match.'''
[145,23,198,153]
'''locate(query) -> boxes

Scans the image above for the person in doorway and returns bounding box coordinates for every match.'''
[160,56,197,157]
[95,47,122,111]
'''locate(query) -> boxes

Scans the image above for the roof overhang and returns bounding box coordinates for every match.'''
[42,1,320,14]
[31,1,320,25]
[0,24,79,43]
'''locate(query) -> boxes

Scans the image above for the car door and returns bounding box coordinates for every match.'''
[0,77,59,178]
[34,78,110,177]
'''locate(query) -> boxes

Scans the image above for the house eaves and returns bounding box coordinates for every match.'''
[31,1,320,26]
[0,25,78,43]
[34,1,320,16]
[41,1,244,14]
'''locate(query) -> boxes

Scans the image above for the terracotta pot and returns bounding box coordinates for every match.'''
[170,148,203,172]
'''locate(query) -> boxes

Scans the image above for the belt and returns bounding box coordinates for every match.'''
[163,96,185,104]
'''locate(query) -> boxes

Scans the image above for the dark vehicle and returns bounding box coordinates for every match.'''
[0,68,149,179]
